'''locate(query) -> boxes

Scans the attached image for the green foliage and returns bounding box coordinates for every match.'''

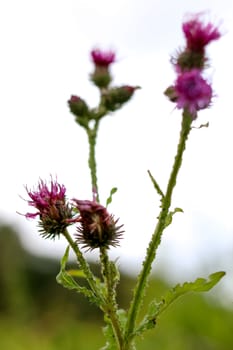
[135,271,226,337]
[164,207,183,228]
[56,246,102,306]
[1,225,232,350]
[147,170,164,199]
[106,187,118,207]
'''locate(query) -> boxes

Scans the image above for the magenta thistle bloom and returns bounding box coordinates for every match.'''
[91,48,115,67]
[182,14,221,53]
[73,198,123,250]
[24,178,76,239]
[174,69,212,117]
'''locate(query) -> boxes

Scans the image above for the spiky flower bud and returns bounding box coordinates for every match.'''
[68,95,89,117]
[23,178,76,239]
[103,85,140,111]
[73,198,123,250]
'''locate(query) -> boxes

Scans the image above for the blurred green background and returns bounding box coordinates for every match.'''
[1,223,233,350]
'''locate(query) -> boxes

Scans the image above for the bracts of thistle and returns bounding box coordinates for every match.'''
[73,197,124,251]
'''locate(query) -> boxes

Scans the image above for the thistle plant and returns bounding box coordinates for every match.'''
[21,13,225,350]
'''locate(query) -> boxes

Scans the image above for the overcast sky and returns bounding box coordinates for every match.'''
[1,0,233,298]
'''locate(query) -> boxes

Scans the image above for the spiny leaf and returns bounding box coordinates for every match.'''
[135,271,225,336]
[56,246,100,305]
[106,187,118,207]
[147,170,164,198]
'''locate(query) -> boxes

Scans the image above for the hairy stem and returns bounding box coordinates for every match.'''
[124,112,192,347]
[62,229,101,300]
[87,120,100,202]
[100,247,124,350]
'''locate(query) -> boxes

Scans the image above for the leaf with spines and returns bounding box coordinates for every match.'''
[56,246,101,306]
[135,271,225,336]
[106,187,118,207]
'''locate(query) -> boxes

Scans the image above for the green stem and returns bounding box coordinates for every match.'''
[62,229,101,299]
[100,247,124,350]
[124,112,192,348]
[87,120,100,202]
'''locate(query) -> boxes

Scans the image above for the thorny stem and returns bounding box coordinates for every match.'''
[100,247,124,350]
[123,111,193,348]
[87,120,100,202]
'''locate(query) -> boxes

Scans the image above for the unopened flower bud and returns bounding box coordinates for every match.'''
[68,95,89,117]
[68,95,90,127]
[164,86,178,103]
[103,85,140,111]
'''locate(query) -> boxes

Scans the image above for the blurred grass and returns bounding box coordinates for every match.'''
[1,223,233,350]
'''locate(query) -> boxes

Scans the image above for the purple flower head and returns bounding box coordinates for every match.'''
[182,14,221,53]
[23,177,76,239]
[90,48,116,67]
[73,198,123,250]
[174,69,212,117]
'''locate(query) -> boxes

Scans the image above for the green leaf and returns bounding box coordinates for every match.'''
[56,246,100,305]
[106,187,118,207]
[67,269,86,278]
[147,170,164,198]
[135,271,225,336]
[164,207,183,228]
[101,319,118,350]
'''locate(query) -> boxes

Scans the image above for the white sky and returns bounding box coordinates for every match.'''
[1,0,233,298]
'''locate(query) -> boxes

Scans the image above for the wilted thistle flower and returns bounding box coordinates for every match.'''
[23,178,76,239]
[73,198,123,250]
[174,69,212,117]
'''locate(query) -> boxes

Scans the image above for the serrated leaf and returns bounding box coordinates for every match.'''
[134,300,159,336]
[158,271,225,315]
[56,246,100,305]
[106,187,118,207]
[135,271,225,336]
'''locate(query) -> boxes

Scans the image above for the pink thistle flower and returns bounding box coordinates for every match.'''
[73,198,123,250]
[90,48,115,67]
[23,178,76,239]
[182,14,221,53]
[174,69,212,117]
